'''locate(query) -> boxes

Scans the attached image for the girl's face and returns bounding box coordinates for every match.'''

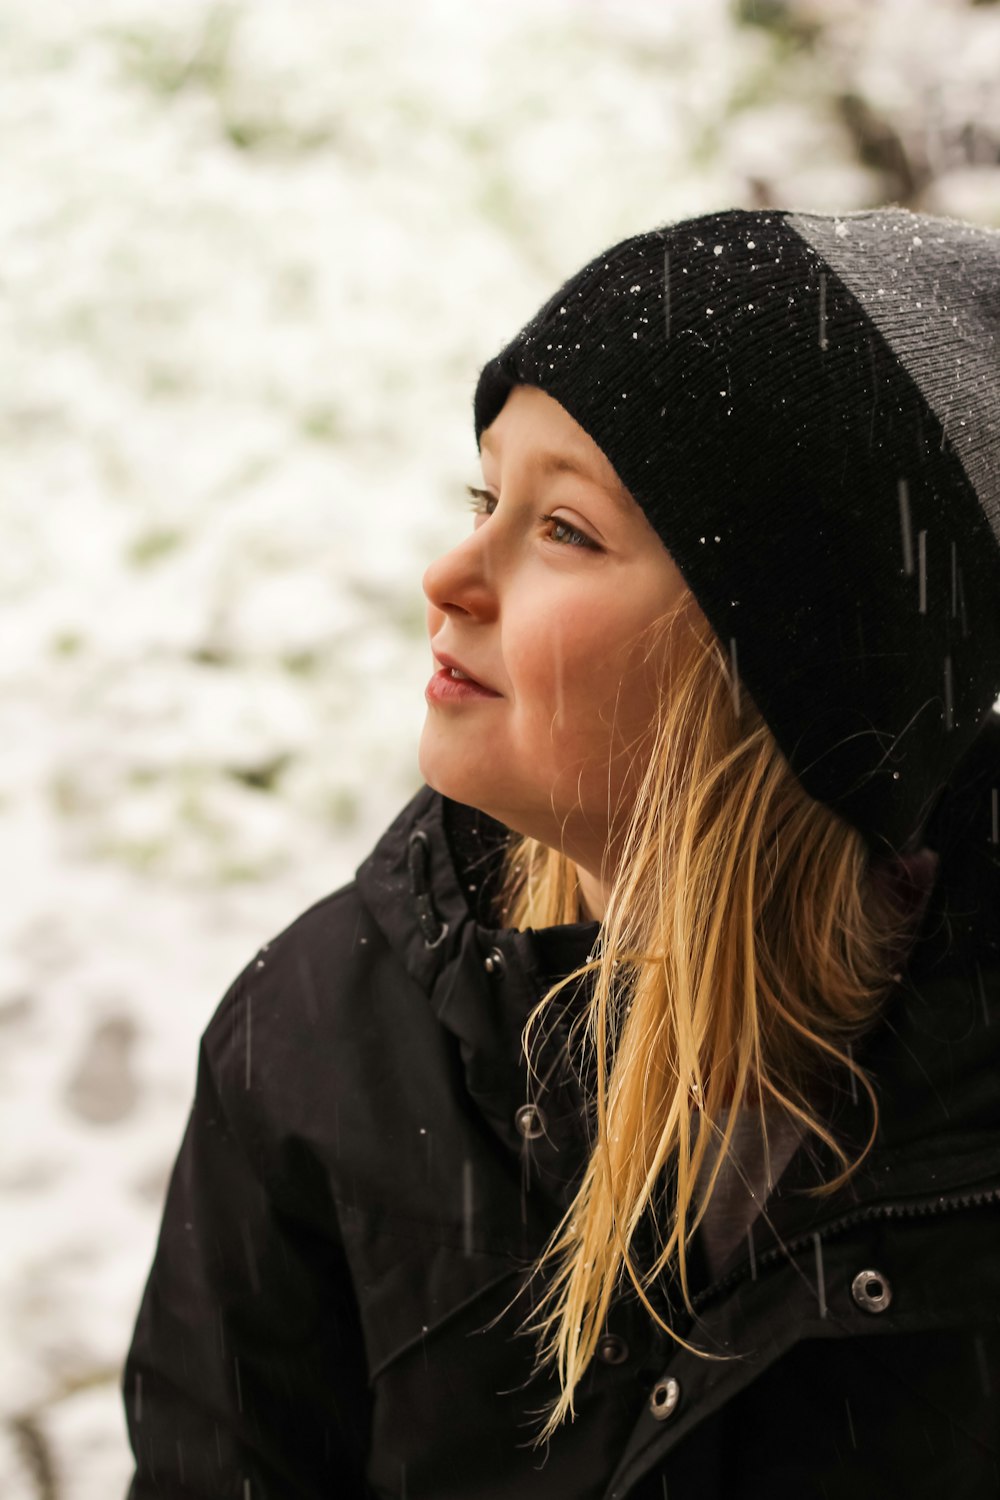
[419,384,691,911]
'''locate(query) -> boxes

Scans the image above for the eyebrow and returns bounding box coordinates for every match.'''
[479,434,633,510]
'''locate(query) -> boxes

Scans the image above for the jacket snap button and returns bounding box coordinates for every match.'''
[514,1103,546,1140]
[649,1376,680,1421]
[483,947,505,976]
[851,1268,893,1314]
[596,1334,629,1366]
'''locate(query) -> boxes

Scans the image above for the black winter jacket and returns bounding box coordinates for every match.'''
[123,771,1000,1499]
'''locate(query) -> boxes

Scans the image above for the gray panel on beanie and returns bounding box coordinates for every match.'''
[788,210,1000,539]
[471,207,1000,858]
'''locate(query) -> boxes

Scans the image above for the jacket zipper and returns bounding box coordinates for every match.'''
[691,1183,1000,1312]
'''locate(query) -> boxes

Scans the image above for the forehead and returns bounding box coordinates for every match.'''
[479,391,633,511]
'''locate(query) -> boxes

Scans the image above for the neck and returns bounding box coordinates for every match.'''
[574,864,607,922]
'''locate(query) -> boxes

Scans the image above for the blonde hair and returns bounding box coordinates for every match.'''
[499,603,921,1440]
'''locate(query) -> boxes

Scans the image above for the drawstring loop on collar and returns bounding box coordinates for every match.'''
[407,830,450,949]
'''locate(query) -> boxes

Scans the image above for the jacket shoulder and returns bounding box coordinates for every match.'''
[193,877,414,1195]
[201,878,377,1040]
[202,784,441,1046]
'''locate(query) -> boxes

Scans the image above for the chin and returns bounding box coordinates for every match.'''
[419,735,483,810]
[418,744,506,828]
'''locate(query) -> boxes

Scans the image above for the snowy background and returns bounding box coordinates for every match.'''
[2,0,999,1493]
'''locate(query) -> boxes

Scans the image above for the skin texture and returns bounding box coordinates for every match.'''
[419,384,691,919]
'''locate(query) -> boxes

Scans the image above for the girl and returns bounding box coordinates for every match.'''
[123,207,1000,1499]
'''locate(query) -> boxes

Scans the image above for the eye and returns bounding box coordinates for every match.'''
[465,484,497,519]
[466,486,599,551]
[539,513,599,550]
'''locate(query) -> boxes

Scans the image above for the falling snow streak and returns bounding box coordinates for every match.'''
[747,1225,757,1281]
[241,1218,261,1295]
[975,961,990,1027]
[297,948,320,1025]
[845,1398,857,1449]
[729,637,741,717]
[917,529,928,613]
[943,655,954,731]
[463,1159,474,1256]
[818,271,828,351]
[845,1042,858,1106]
[551,633,566,732]
[898,479,914,576]
[244,1481,252,1500]
[974,1334,993,1396]
[663,250,671,342]
[812,1233,827,1318]
[245,991,252,1090]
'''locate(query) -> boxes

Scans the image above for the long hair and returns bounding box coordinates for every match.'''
[497,602,926,1440]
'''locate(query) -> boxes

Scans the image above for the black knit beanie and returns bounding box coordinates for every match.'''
[472,207,1000,863]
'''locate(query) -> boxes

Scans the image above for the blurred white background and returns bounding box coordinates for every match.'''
[2,1,999,1494]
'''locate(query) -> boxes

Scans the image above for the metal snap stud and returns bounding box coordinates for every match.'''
[514,1103,546,1140]
[483,947,505,976]
[851,1268,893,1314]
[649,1376,681,1421]
[596,1334,629,1366]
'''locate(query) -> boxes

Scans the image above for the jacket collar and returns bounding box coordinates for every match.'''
[356,786,599,1220]
[357,786,1000,1282]
[356,783,602,992]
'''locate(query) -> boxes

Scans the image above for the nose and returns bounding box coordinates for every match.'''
[422,528,498,621]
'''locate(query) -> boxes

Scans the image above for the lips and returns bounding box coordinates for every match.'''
[432,650,500,696]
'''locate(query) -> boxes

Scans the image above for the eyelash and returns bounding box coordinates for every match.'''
[464,485,599,551]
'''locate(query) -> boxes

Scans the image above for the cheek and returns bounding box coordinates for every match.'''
[559,612,662,748]
[513,605,637,743]
[425,601,445,638]
[512,603,601,702]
